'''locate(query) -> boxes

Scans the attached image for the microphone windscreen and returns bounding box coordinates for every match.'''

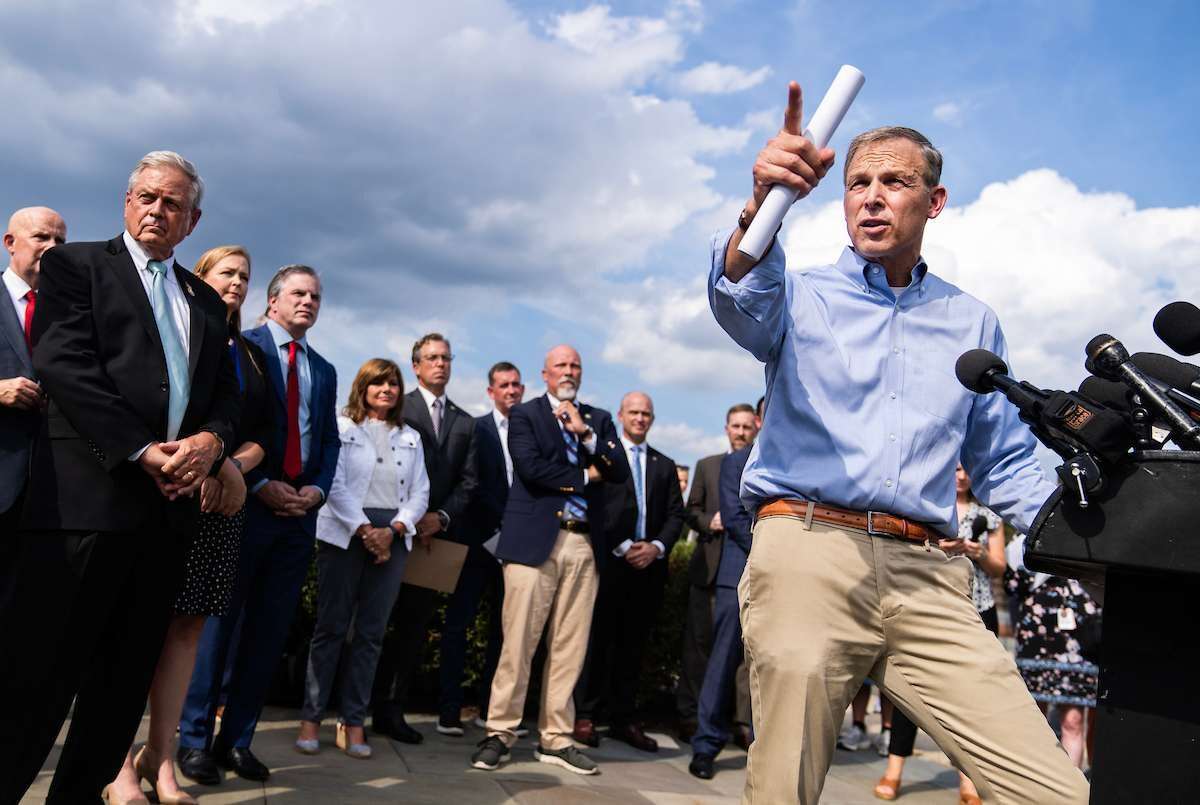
[1079,376,1130,411]
[971,514,988,539]
[1153,301,1200,356]
[955,349,1008,393]
[1131,351,1200,390]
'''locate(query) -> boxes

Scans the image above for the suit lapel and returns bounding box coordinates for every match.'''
[0,291,31,372]
[174,263,207,380]
[405,389,435,442]
[107,237,164,354]
[249,326,286,404]
[537,395,569,461]
[439,398,462,448]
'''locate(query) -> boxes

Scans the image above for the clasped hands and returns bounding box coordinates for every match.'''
[0,377,45,410]
[256,480,324,517]
[624,540,661,569]
[938,538,984,561]
[357,523,397,565]
[138,431,223,501]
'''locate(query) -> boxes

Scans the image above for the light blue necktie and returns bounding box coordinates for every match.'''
[632,444,646,540]
[561,426,588,521]
[148,260,190,439]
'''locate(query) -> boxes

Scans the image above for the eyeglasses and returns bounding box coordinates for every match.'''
[420,354,454,364]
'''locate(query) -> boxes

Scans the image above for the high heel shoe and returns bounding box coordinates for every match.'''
[336,722,372,759]
[100,785,150,805]
[134,745,198,805]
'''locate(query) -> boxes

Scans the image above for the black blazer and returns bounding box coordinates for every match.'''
[23,236,240,532]
[496,395,628,569]
[402,387,477,540]
[685,452,725,587]
[0,284,37,513]
[231,336,272,457]
[600,442,687,573]
[464,412,508,548]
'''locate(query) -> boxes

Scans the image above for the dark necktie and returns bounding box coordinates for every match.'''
[22,290,35,351]
[284,341,303,479]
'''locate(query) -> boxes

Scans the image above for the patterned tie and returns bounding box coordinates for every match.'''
[283,340,303,479]
[632,444,646,540]
[561,426,588,521]
[431,397,443,439]
[147,260,190,440]
[22,290,35,352]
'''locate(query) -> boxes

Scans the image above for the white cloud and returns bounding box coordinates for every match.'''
[673,62,772,95]
[179,0,333,32]
[649,420,729,466]
[933,101,964,126]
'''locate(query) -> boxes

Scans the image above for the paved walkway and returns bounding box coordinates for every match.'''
[25,707,961,803]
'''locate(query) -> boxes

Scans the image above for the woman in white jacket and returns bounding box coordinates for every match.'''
[296,358,429,758]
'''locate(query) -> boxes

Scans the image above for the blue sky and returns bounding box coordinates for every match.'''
[2,0,1198,472]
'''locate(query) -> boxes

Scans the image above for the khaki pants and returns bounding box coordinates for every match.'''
[486,530,598,750]
[740,517,1090,804]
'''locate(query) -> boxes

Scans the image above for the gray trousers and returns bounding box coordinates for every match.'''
[302,536,408,726]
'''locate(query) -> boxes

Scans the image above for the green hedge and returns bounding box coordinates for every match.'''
[277,538,697,713]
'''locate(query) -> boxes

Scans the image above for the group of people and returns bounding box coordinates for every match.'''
[0,73,1104,805]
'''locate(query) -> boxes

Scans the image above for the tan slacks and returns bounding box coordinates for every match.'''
[486,529,598,750]
[739,517,1090,805]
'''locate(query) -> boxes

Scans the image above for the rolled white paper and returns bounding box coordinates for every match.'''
[738,65,865,260]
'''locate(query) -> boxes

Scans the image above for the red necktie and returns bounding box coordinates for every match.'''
[22,290,35,351]
[283,341,302,480]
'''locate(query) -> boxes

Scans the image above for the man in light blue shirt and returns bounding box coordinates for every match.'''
[710,83,1087,804]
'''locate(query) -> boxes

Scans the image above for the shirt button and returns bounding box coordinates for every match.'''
[892,347,900,355]
[885,479,893,487]
[889,392,897,400]
[400,480,405,485]
[872,267,880,273]
[377,457,383,463]
[889,434,896,441]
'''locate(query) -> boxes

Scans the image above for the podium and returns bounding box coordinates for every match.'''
[1025,451,1200,802]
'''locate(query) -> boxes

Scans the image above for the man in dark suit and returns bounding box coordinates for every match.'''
[178,264,339,784]
[690,396,762,779]
[371,332,478,744]
[471,344,627,776]
[436,361,525,736]
[0,207,66,582]
[0,152,239,803]
[573,391,685,752]
[677,403,758,743]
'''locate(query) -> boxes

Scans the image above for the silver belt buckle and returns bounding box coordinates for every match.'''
[865,511,879,536]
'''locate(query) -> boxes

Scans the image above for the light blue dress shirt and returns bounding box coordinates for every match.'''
[709,230,1054,536]
[266,318,313,465]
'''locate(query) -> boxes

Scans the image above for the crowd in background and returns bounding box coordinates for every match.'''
[0,149,1101,803]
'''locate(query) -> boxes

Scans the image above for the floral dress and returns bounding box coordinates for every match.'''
[958,501,1000,614]
[1004,563,1102,707]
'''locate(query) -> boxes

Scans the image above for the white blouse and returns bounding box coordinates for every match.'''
[316,416,430,550]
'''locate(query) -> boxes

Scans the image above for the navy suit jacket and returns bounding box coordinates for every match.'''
[495,395,628,568]
[0,283,36,513]
[242,323,339,536]
[716,445,753,589]
[466,413,508,542]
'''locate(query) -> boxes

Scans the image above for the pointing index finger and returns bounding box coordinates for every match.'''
[782,81,803,136]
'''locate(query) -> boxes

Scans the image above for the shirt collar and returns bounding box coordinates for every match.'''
[265,317,308,350]
[2,267,32,306]
[123,230,176,276]
[492,408,508,430]
[621,434,647,454]
[418,384,445,410]
[837,246,929,295]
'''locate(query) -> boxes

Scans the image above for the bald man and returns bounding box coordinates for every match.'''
[1,207,65,546]
[573,391,685,753]
[471,345,627,776]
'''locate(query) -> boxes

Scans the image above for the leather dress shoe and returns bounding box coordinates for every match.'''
[572,718,599,748]
[732,724,753,751]
[374,714,424,744]
[612,722,658,752]
[689,753,715,780]
[175,747,221,786]
[217,746,270,782]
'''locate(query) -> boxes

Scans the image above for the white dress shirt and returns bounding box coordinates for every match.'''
[264,318,314,465]
[123,230,191,353]
[611,435,666,560]
[3,267,32,327]
[493,408,514,486]
[417,384,445,432]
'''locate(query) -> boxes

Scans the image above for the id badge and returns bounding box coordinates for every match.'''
[1057,607,1077,631]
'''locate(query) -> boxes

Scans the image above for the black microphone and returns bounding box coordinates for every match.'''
[955,349,1045,411]
[1085,334,1200,447]
[1153,301,1200,356]
[1131,351,1200,400]
[968,514,988,541]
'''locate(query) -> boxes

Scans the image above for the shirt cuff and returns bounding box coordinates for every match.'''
[250,478,268,493]
[129,443,153,462]
[651,540,666,558]
[612,538,634,557]
[580,431,597,453]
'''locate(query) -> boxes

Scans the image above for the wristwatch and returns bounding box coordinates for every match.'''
[436,510,450,531]
[581,426,595,441]
[737,206,754,231]
[228,456,244,473]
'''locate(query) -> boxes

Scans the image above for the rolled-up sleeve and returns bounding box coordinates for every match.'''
[960,319,1056,533]
[708,227,788,363]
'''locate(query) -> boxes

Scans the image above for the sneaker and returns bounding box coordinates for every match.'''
[438,714,465,736]
[471,736,510,771]
[534,743,599,775]
[836,723,870,751]
[873,727,891,757]
[472,716,529,738]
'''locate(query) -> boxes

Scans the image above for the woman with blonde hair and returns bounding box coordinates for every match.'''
[106,246,271,803]
[295,358,429,758]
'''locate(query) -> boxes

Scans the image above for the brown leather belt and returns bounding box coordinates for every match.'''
[560,519,591,534]
[756,499,942,545]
